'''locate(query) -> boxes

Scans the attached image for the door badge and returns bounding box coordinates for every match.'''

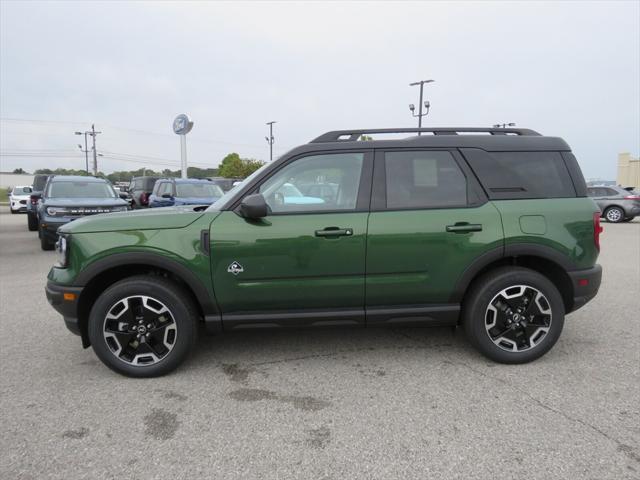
[227,261,244,275]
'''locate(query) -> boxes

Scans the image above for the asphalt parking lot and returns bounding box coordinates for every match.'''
[0,211,638,480]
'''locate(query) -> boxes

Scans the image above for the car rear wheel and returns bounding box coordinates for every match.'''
[88,275,198,377]
[604,206,624,223]
[27,212,38,231]
[463,267,565,364]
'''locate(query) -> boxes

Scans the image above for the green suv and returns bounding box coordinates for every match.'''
[45,127,603,377]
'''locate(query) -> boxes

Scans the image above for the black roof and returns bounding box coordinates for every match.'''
[295,127,570,153]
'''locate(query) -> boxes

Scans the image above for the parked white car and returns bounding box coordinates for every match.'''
[9,185,32,214]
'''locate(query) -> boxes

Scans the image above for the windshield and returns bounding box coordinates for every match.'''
[206,164,270,211]
[47,181,117,199]
[176,183,224,198]
[12,186,32,195]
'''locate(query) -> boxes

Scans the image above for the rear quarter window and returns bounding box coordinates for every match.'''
[463,150,576,199]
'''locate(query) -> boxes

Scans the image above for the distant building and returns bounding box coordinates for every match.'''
[617,153,639,189]
[0,172,34,190]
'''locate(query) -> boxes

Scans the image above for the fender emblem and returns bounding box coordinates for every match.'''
[227,261,244,275]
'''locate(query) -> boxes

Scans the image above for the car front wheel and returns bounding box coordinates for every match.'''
[88,275,198,377]
[27,212,38,231]
[463,267,565,364]
[604,206,625,223]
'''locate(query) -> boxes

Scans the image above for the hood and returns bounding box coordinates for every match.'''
[45,198,128,207]
[59,205,210,234]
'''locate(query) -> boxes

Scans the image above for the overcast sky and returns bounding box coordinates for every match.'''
[1,0,638,179]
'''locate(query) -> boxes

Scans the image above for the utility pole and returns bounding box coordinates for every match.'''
[265,121,276,162]
[409,79,434,135]
[493,122,516,128]
[75,131,90,173]
[90,124,101,176]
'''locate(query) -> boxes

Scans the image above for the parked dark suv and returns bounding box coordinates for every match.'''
[128,176,159,208]
[37,176,128,250]
[45,127,602,377]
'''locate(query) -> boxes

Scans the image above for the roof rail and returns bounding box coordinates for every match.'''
[310,127,542,143]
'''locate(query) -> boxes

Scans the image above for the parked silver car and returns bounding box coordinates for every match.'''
[587,185,640,223]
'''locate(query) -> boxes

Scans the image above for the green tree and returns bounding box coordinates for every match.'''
[218,153,244,178]
[13,167,28,174]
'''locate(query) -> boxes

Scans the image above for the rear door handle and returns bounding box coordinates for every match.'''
[315,227,354,238]
[446,223,483,233]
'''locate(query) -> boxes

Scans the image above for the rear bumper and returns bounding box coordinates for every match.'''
[45,281,84,336]
[568,264,602,313]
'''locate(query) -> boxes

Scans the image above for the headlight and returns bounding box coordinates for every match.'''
[47,206,69,216]
[56,235,70,268]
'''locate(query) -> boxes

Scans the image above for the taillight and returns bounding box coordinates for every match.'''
[623,195,640,200]
[30,195,38,205]
[593,212,603,251]
[140,192,149,205]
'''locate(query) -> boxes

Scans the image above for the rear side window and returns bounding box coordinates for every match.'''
[385,151,467,209]
[464,151,576,199]
[33,176,48,190]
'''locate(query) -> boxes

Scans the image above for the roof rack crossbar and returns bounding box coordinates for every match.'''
[310,127,541,143]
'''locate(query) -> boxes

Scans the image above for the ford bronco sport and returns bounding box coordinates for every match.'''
[45,127,602,377]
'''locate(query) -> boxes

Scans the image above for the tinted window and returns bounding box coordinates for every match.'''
[587,188,597,197]
[33,176,48,190]
[47,181,116,198]
[604,188,620,197]
[258,153,364,213]
[385,151,467,209]
[465,151,576,199]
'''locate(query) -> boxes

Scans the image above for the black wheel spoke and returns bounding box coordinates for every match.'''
[485,285,552,353]
[102,295,176,366]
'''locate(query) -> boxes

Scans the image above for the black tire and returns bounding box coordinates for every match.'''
[27,212,38,231]
[604,206,625,223]
[88,275,198,377]
[40,233,55,250]
[463,267,565,364]
[10,208,16,214]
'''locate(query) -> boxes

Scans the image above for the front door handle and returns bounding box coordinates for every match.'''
[315,227,354,238]
[446,223,483,233]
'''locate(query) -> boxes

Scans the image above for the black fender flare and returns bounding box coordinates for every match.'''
[73,252,218,316]
[449,243,578,303]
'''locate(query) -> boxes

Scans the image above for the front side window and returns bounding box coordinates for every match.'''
[258,153,364,213]
[385,151,467,209]
[156,182,171,196]
[47,181,117,199]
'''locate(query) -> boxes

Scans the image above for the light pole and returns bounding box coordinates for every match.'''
[266,121,276,162]
[409,79,434,135]
[493,122,516,128]
[173,114,194,178]
[75,131,90,173]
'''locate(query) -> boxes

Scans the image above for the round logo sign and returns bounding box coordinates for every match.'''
[172,114,193,135]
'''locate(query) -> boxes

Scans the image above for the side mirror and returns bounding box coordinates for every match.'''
[161,193,172,199]
[239,194,268,219]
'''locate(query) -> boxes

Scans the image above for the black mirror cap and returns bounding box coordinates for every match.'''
[239,194,268,219]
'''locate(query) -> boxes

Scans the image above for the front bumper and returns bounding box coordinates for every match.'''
[40,217,69,241]
[568,264,602,312]
[45,281,84,337]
